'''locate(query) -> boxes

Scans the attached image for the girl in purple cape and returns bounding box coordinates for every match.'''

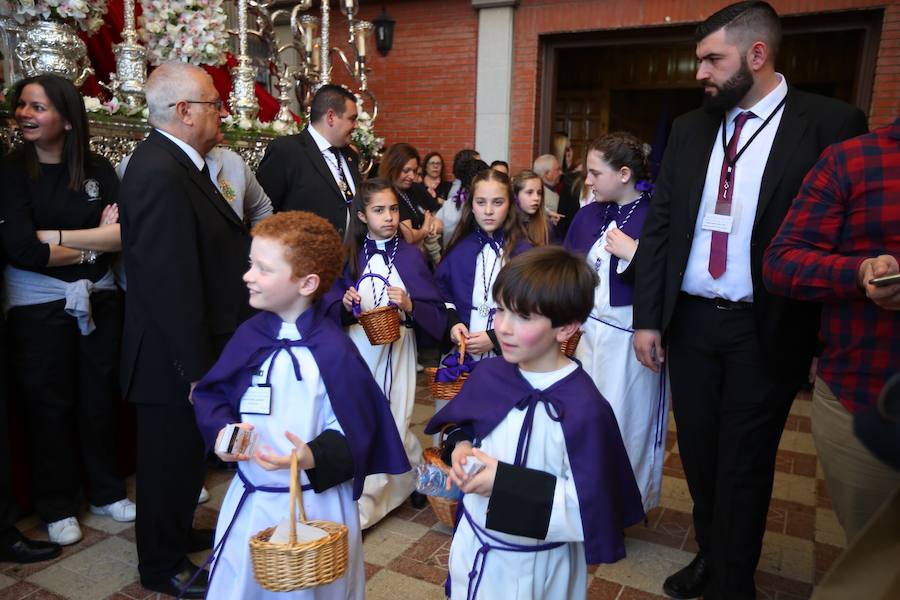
[426,247,644,600]
[435,169,531,363]
[329,179,447,528]
[192,212,410,599]
[563,132,669,512]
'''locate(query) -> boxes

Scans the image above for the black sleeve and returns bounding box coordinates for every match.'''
[339,307,359,327]
[485,329,502,356]
[256,138,291,213]
[304,429,355,492]
[439,426,474,466]
[486,461,557,539]
[618,258,636,284]
[0,164,50,270]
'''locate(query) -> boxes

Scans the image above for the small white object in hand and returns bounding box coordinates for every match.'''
[462,457,486,477]
[269,519,328,544]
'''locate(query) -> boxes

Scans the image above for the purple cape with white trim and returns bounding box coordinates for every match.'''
[434,232,533,328]
[323,237,448,344]
[425,357,645,564]
[192,305,411,499]
[564,194,649,307]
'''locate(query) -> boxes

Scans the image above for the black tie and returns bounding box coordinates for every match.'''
[329,147,354,205]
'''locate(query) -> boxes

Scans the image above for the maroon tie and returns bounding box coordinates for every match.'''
[708,111,755,279]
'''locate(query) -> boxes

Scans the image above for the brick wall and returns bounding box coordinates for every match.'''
[336,1,899,173]
[329,0,479,177]
[510,0,900,169]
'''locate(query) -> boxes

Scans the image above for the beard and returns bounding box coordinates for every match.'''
[702,58,754,114]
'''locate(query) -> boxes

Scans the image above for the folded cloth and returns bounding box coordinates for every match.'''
[3,265,117,335]
[434,350,476,383]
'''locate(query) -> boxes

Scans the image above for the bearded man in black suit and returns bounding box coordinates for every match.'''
[119,61,250,598]
[631,2,867,599]
[256,84,361,238]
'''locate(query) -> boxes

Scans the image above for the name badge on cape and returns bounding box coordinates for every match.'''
[240,385,272,415]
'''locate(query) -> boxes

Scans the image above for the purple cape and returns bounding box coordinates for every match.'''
[192,304,411,499]
[435,232,532,328]
[564,194,649,307]
[323,237,448,343]
[425,357,645,564]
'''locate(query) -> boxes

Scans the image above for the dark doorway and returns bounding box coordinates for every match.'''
[541,9,882,167]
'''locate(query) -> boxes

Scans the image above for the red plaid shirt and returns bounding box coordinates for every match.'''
[764,119,900,413]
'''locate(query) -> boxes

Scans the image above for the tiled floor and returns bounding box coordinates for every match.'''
[0,378,843,600]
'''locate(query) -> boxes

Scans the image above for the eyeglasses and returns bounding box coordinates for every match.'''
[169,99,224,111]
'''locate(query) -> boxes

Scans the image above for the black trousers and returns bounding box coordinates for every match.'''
[667,295,800,600]
[0,316,21,547]
[135,402,205,583]
[7,291,127,523]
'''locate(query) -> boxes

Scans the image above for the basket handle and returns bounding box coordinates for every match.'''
[288,450,307,545]
[458,338,466,361]
[352,272,396,316]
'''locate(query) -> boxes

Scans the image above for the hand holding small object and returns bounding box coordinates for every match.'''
[255,430,315,471]
[343,286,361,312]
[214,422,255,462]
[457,449,496,497]
[447,441,475,490]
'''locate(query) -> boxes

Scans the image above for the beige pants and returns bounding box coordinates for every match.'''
[812,378,900,543]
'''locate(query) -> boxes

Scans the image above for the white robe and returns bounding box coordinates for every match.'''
[449,362,588,600]
[575,222,668,512]
[349,243,421,529]
[208,322,364,600]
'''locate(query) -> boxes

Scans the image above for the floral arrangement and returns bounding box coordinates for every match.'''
[351,104,384,162]
[0,0,109,33]
[138,0,228,66]
[80,94,301,138]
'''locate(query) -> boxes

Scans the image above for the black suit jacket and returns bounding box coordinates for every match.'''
[256,127,361,237]
[119,130,250,404]
[633,88,867,377]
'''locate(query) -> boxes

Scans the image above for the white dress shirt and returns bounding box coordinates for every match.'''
[307,123,357,197]
[681,74,788,302]
[156,128,205,172]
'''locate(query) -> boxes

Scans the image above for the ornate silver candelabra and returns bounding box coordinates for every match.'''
[229,0,260,121]
[102,0,147,112]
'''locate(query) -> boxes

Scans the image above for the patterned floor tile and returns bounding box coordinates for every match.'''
[26,537,138,600]
[592,537,695,595]
[364,569,445,599]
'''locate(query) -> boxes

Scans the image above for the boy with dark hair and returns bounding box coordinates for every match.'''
[426,246,644,600]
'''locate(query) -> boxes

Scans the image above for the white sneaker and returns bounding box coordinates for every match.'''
[47,517,82,545]
[89,498,136,522]
[198,487,210,504]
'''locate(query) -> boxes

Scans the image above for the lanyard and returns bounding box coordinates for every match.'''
[720,96,787,173]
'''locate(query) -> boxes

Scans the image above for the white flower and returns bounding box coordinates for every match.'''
[82,96,103,112]
[237,117,253,130]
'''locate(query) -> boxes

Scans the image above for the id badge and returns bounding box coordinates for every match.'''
[240,385,272,415]
[701,213,733,233]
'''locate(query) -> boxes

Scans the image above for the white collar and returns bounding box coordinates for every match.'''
[727,73,788,125]
[308,122,337,153]
[155,128,205,172]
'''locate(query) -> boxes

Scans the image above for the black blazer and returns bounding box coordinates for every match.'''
[119,130,251,404]
[633,88,867,377]
[256,127,362,238]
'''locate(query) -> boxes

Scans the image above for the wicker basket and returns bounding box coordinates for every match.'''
[354,272,401,345]
[561,329,583,358]
[422,425,459,529]
[425,340,469,400]
[249,451,349,592]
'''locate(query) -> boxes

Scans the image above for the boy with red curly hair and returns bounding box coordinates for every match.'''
[192,211,409,599]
